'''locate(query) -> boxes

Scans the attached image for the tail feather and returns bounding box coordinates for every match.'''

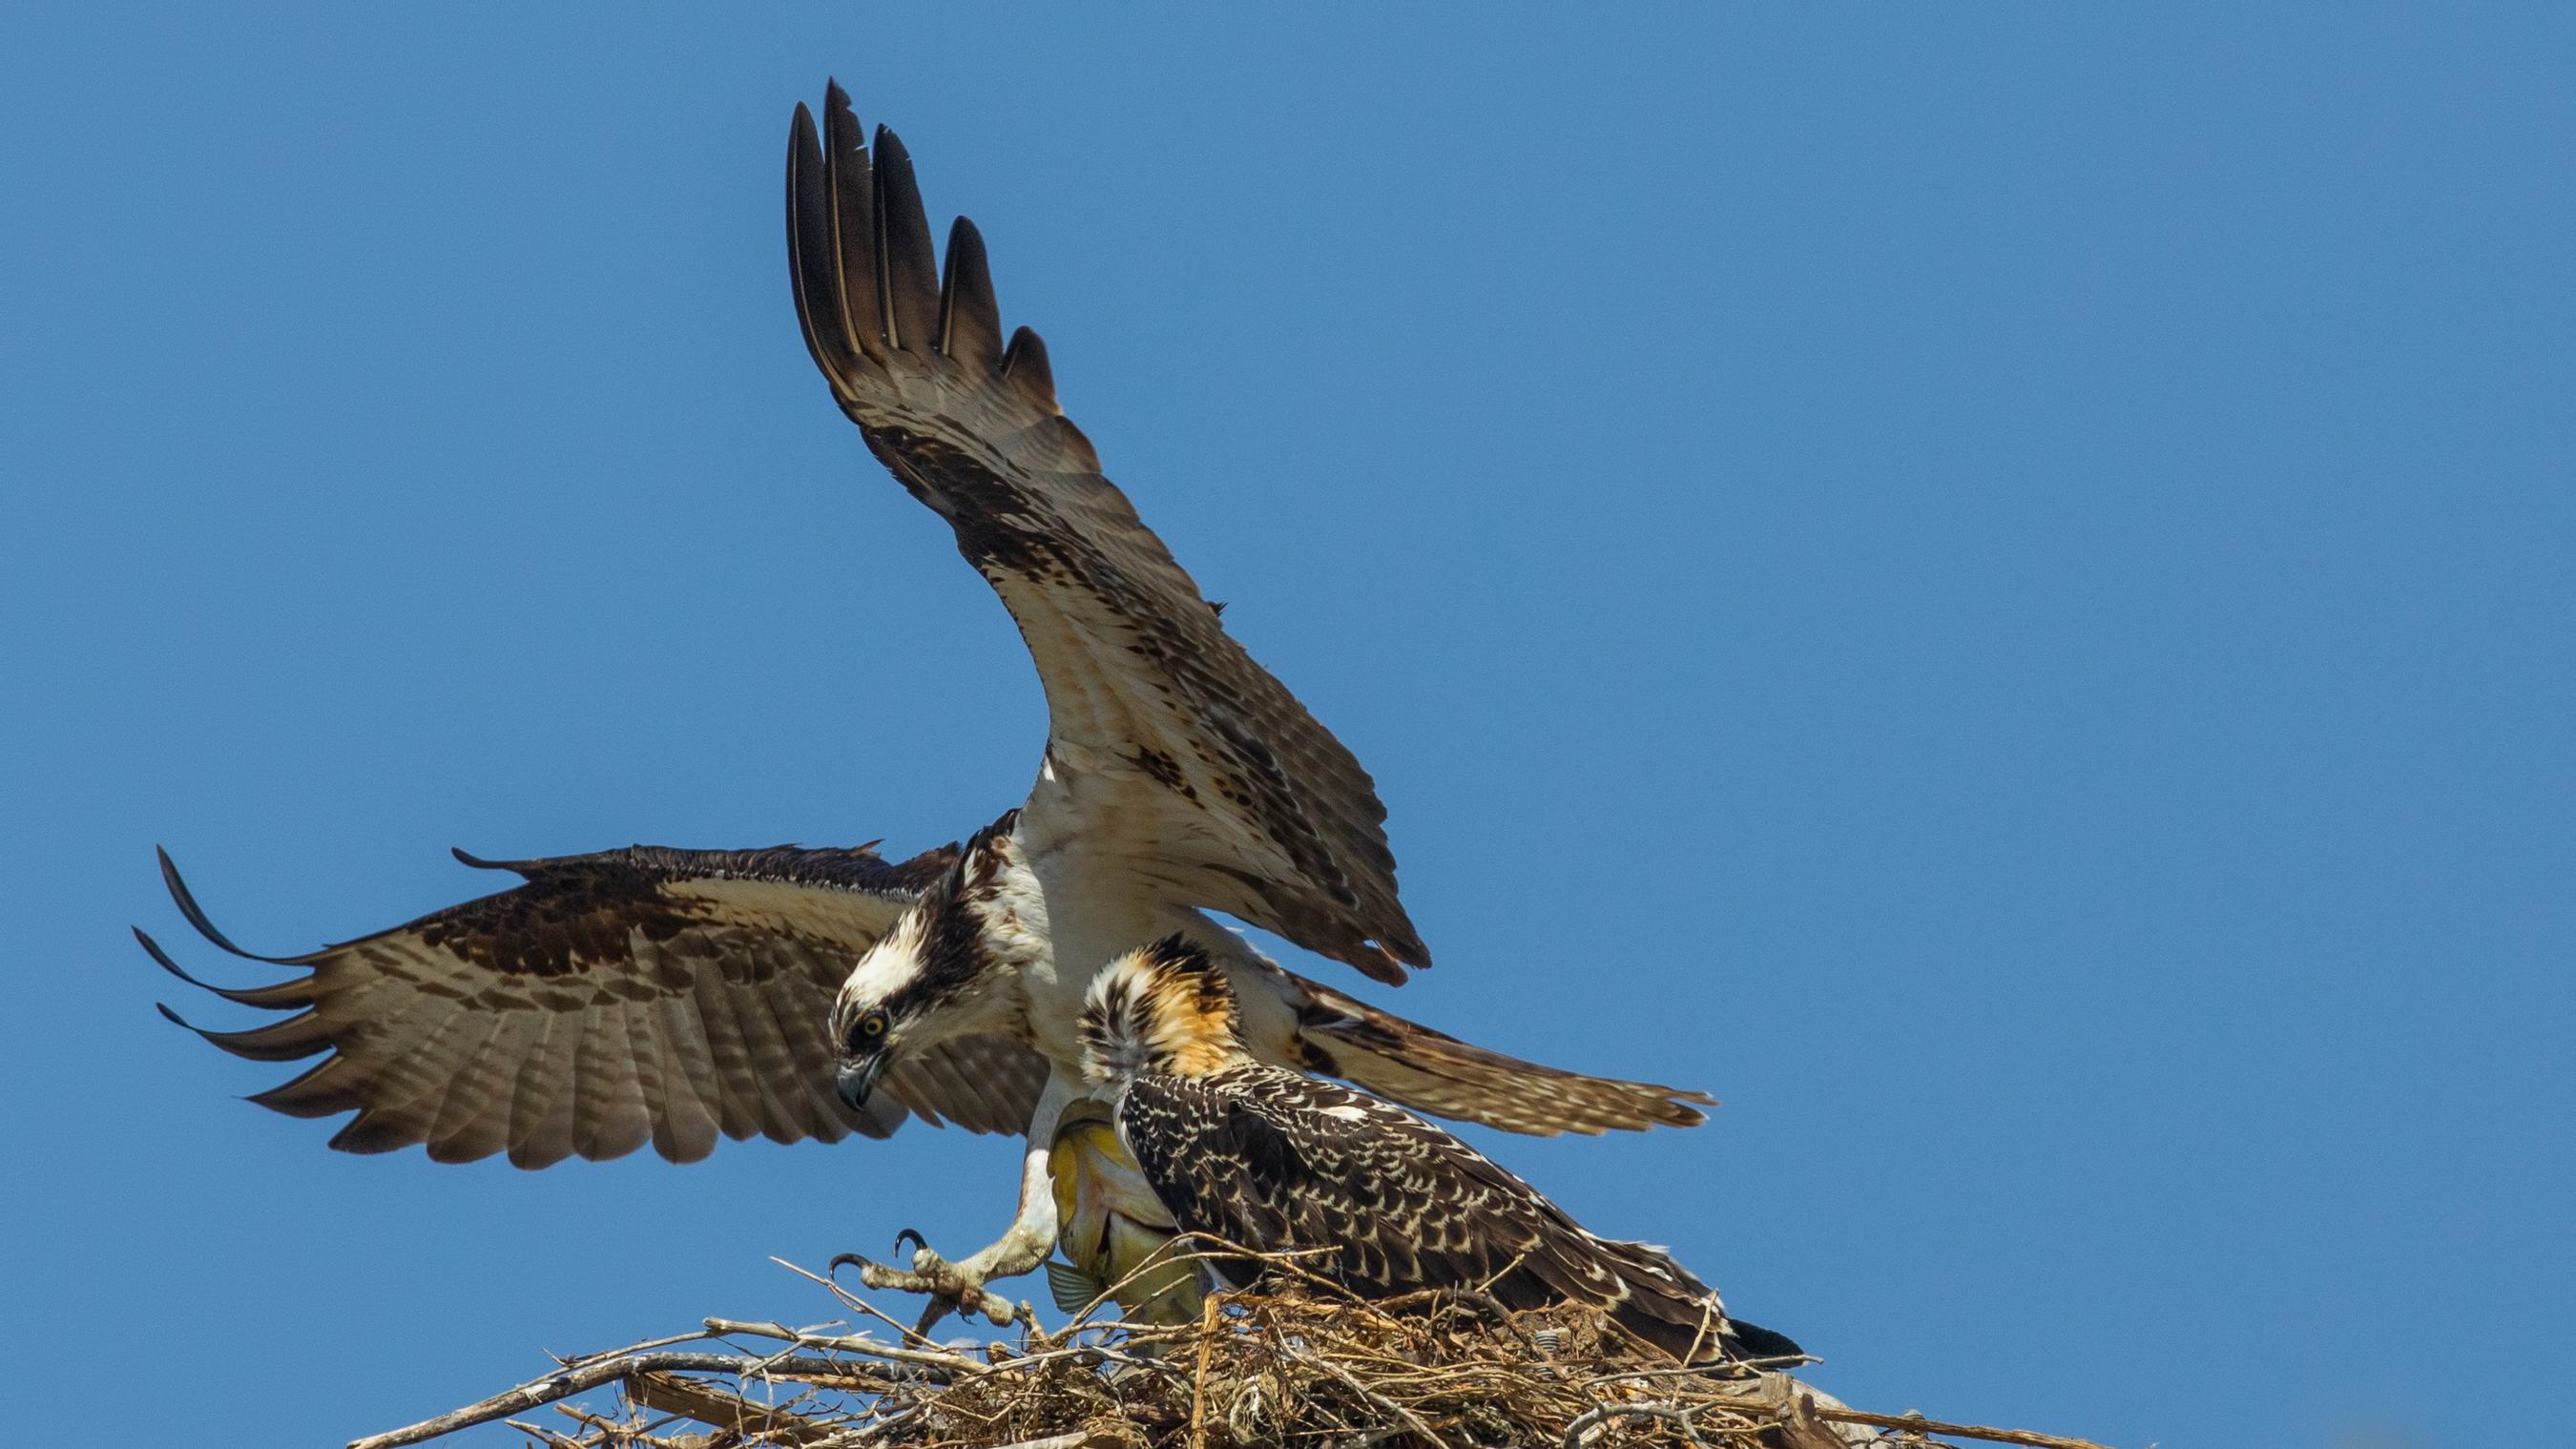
[1503,1246,1802,1364]
[1717,1317,1807,1362]
[1581,1236,1806,1365]
[1610,1300,1805,1364]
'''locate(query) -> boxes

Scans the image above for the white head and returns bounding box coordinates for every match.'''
[826,820,1014,1111]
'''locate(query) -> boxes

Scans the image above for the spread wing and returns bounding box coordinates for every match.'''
[140,844,1049,1168]
[785,83,1426,984]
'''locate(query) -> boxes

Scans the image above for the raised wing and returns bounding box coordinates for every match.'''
[141,843,1049,1168]
[785,83,1427,984]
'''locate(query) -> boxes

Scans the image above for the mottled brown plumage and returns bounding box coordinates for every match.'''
[136,87,1719,1329]
[141,843,1047,1167]
[787,82,1425,984]
[1082,941,1802,1364]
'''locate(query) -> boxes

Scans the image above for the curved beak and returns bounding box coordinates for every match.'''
[836,1051,891,1112]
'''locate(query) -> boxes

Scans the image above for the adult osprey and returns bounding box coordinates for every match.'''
[140,82,1710,1327]
[1080,938,1804,1363]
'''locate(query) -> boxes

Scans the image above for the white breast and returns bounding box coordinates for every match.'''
[1008,804,1298,1069]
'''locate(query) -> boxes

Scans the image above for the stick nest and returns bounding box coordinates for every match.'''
[352,1254,2114,1449]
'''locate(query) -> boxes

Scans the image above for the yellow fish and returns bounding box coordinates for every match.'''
[1047,1098,1203,1325]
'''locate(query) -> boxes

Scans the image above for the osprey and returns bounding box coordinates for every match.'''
[1080,938,1804,1364]
[140,83,1713,1327]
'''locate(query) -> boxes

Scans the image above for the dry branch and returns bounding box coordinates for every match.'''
[347,1351,890,1449]
[349,1253,2121,1449]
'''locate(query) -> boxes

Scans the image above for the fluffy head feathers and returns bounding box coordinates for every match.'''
[1080,935,1246,1085]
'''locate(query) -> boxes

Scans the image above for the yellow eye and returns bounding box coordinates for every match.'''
[858,1012,888,1041]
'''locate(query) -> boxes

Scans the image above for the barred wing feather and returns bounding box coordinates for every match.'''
[787,83,1425,984]
[142,843,1049,1167]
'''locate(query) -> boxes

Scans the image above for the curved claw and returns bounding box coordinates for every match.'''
[825,1236,1016,1335]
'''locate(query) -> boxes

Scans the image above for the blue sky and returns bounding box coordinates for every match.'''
[6,6,2569,1446]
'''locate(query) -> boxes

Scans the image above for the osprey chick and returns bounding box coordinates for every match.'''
[1079,939,1806,1364]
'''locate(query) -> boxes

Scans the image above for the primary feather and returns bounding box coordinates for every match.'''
[141,87,1714,1268]
[787,81,1426,984]
[141,844,1046,1165]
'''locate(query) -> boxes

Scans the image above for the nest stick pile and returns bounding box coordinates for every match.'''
[350,1252,2115,1449]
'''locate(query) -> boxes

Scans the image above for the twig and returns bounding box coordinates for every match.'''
[551,1403,629,1437]
[1188,1289,1221,1449]
[626,1370,834,1446]
[1583,1358,1811,1390]
[1277,1339,1453,1449]
[347,1351,889,1449]
[704,1316,980,1378]
[1563,1400,1712,1449]
[558,1327,724,1369]
[1807,1403,2116,1449]
[818,1399,924,1447]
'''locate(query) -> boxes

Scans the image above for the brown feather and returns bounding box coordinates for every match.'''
[999,325,1057,409]
[1118,1064,1791,1363]
[820,86,883,360]
[938,217,1005,368]
[782,84,1429,986]
[145,843,1044,1165]
[1267,969,1714,1136]
[868,126,941,353]
[1090,953,1795,1364]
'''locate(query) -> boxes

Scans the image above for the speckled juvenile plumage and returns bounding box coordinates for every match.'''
[1084,941,1803,1364]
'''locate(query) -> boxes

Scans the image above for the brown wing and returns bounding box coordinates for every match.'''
[1254,968,1714,1135]
[141,843,1049,1167]
[786,83,1425,984]
[1123,1065,1768,1360]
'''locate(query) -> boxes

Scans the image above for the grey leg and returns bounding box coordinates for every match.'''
[837,1068,1077,1335]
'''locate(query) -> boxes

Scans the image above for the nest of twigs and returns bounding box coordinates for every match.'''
[351,1249,2112,1449]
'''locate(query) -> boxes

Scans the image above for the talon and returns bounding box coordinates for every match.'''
[829,1252,927,1294]
[865,1266,924,1293]
[823,1234,1015,1335]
